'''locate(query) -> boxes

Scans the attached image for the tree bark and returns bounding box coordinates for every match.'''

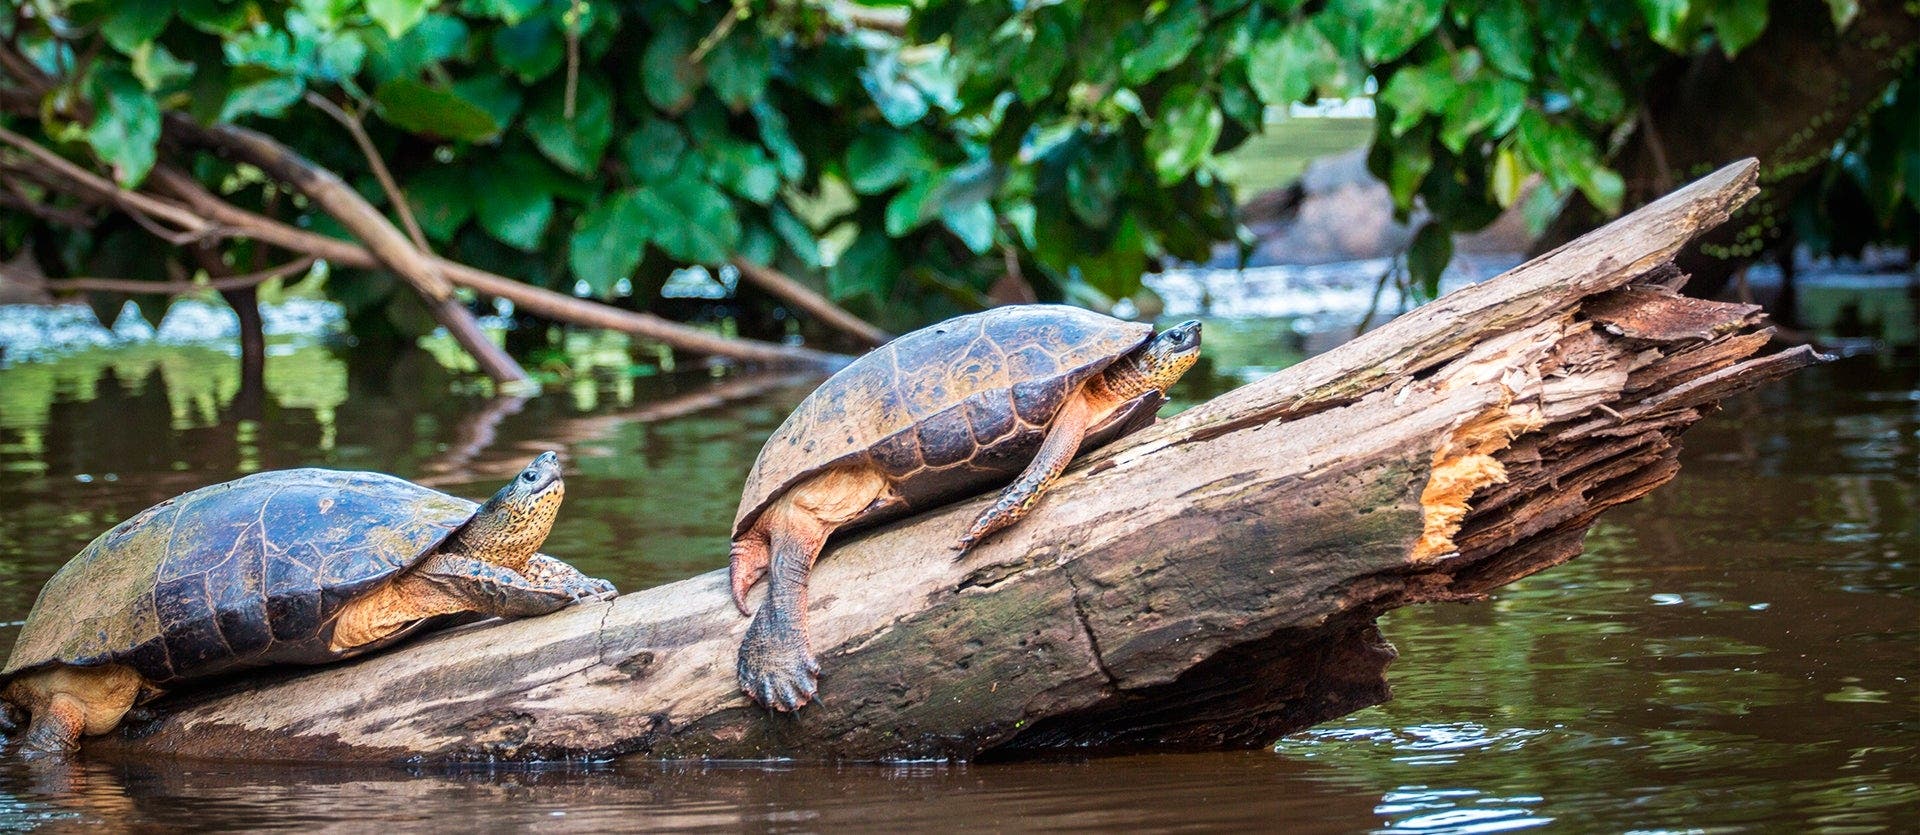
[91,161,1816,764]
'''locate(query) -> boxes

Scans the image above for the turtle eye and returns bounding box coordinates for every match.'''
[521,471,538,483]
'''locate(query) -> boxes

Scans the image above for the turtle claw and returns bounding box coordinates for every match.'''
[738,615,820,712]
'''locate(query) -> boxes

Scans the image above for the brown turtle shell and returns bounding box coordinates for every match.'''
[734,304,1158,539]
[1,469,475,686]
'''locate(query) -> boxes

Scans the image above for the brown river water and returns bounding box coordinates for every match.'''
[0,286,1913,831]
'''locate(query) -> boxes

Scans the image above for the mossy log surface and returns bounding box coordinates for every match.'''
[94,160,1813,764]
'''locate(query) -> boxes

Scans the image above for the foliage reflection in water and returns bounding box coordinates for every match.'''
[0,296,1913,832]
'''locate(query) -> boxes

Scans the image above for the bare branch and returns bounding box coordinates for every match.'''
[729,257,892,347]
[41,255,316,296]
[304,91,435,255]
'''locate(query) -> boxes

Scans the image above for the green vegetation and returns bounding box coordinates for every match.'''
[0,0,1913,343]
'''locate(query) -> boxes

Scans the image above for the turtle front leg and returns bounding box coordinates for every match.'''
[957,394,1092,554]
[432,557,579,617]
[524,553,618,601]
[739,510,827,712]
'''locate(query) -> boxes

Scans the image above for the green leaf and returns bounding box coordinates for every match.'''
[1474,0,1535,79]
[1404,221,1453,297]
[1708,0,1769,56]
[620,120,688,182]
[885,175,943,236]
[526,76,613,175]
[178,0,250,34]
[1824,0,1860,29]
[366,0,431,39]
[846,131,930,195]
[1637,0,1694,50]
[570,190,651,296]
[705,140,781,204]
[102,0,173,54]
[753,101,805,180]
[220,77,306,121]
[1076,213,1146,299]
[1491,147,1526,208]
[404,165,476,242]
[451,75,524,127]
[475,168,554,251]
[638,175,741,263]
[1440,77,1527,151]
[1248,22,1341,106]
[830,228,899,300]
[491,17,564,83]
[1379,63,1456,137]
[1014,16,1068,103]
[131,43,194,92]
[771,204,821,268]
[374,79,503,142]
[1576,165,1625,215]
[1066,142,1126,227]
[862,52,929,127]
[940,200,995,254]
[708,32,772,109]
[1146,85,1222,185]
[473,0,545,24]
[1121,0,1205,85]
[1355,0,1444,63]
[1553,38,1626,121]
[641,17,702,112]
[85,67,161,186]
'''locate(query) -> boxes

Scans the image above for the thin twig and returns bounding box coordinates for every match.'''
[1354,259,1399,336]
[42,255,317,296]
[0,184,95,227]
[563,0,583,119]
[305,91,435,254]
[691,1,747,64]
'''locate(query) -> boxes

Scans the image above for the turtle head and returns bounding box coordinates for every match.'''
[458,452,565,572]
[1135,319,1203,393]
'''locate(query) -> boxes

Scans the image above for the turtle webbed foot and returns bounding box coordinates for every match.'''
[738,612,820,712]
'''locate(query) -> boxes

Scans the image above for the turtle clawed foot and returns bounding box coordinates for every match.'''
[738,618,820,712]
[574,576,618,602]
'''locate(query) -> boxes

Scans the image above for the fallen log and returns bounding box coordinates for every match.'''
[94,160,1816,763]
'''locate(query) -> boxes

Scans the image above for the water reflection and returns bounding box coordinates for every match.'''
[4,753,1381,832]
[0,292,1914,831]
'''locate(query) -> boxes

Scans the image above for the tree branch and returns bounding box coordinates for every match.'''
[729,258,892,347]
[40,256,316,296]
[142,166,846,366]
[160,116,534,389]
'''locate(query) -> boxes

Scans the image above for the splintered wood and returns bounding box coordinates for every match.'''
[89,160,1821,765]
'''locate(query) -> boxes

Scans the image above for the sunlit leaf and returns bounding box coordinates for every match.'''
[366,0,431,39]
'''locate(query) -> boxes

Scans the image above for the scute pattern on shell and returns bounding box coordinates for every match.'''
[733,305,1154,538]
[0,469,476,685]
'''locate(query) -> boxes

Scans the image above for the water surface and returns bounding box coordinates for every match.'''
[0,287,1912,831]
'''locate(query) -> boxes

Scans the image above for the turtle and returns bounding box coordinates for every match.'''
[0,451,615,754]
[729,305,1202,710]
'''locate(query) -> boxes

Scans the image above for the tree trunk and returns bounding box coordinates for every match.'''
[1536,0,1920,297]
[93,161,1818,764]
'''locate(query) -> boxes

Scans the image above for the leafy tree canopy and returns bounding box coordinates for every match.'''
[0,0,1913,339]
